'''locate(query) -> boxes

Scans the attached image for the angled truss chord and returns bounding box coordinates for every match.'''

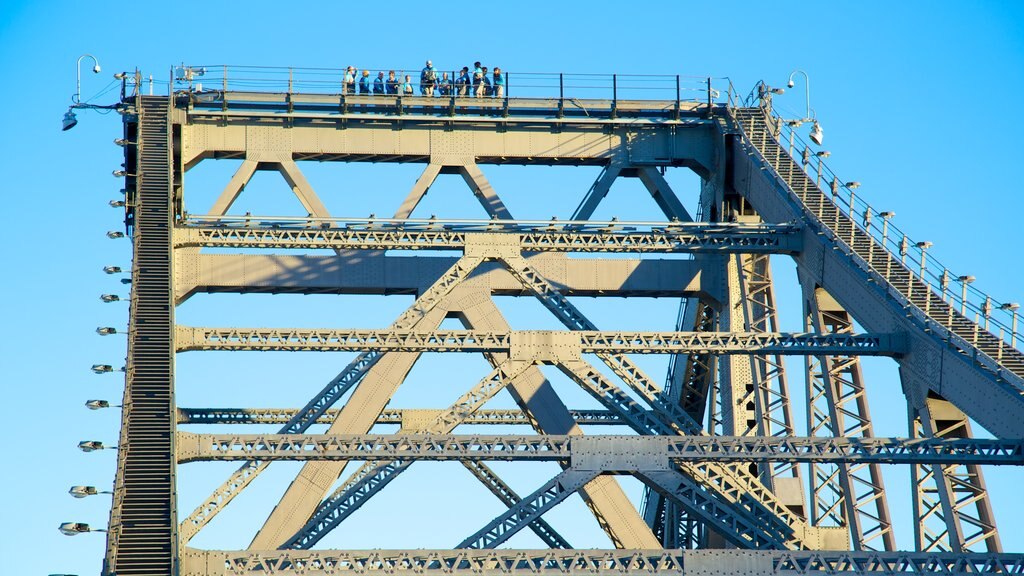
[456,468,599,549]
[279,359,534,549]
[179,256,484,542]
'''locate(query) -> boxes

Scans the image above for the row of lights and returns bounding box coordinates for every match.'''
[773,71,1021,340]
[56,110,134,576]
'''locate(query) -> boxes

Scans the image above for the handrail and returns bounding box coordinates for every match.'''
[740,96,1023,358]
[157,64,736,108]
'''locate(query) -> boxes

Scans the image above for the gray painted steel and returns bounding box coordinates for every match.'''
[98,72,1023,575]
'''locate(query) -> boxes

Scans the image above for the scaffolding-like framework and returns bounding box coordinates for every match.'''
[97,67,1024,576]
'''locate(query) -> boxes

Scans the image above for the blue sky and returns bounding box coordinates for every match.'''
[2,1,1024,574]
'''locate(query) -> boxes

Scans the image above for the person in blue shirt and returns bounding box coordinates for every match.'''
[457,67,470,97]
[481,66,492,97]
[437,72,451,96]
[358,70,371,94]
[420,60,436,96]
[473,62,484,98]
[402,74,414,95]
[385,70,399,95]
[373,72,385,95]
[492,67,505,98]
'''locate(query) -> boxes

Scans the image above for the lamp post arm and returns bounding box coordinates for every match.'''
[75,54,101,104]
[787,69,811,121]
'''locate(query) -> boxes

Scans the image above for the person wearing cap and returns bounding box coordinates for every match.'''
[373,71,385,95]
[420,60,437,96]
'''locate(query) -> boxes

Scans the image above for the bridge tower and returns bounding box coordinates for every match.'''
[94,67,1023,576]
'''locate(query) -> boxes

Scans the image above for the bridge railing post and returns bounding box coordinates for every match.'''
[222,65,228,111]
[558,73,564,118]
[611,74,618,119]
[674,75,681,121]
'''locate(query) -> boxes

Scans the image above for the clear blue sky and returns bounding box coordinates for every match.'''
[2,2,1024,574]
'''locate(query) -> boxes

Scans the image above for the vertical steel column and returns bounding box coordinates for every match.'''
[908,389,1002,553]
[802,280,895,551]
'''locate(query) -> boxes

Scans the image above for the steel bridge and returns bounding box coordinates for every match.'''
[93,66,1024,575]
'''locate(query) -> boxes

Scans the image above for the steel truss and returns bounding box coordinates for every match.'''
[176,433,1024,465]
[180,548,1024,576]
[100,80,1024,576]
[174,221,801,253]
[175,327,902,356]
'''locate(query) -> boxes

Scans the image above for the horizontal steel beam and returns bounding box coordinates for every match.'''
[175,433,1023,465]
[181,548,1024,576]
[175,253,708,301]
[177,407,628,426]
[174,328,904,356]
[174,221,801,254]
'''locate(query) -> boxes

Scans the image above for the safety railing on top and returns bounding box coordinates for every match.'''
[140,64,740,110]
[737,92,1023,359]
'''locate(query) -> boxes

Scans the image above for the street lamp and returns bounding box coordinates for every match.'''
[958,275,976,315]
[78,441,114,452]
[1001,302,1020,347]
[85,400,111,410]
[63,54,101,131]
[73,54,102,104]
[58,522,105,536]
[916,241,933,278]
[787,70,824,146]
[100,294,121,303]
[96,327,118,336]
[103,266,123,274]
[107,231,125,239]
[69,485,111,498]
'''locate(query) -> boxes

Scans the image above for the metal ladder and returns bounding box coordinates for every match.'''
[104,95,177,576]
[732,108,1024,385]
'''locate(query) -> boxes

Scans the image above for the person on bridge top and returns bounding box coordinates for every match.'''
[456,67,470,96]
[386,70,399,94]
[343,66,356,94]
[437,72,452,96]
[402,74,414,95]
[421,60,437,96]
[481,67,491,97]
[492,67,504,98]
[358,70,371,94]
[373,71,385,95]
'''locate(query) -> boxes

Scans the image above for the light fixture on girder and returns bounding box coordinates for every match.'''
[85,399,111,410]
[103,266,123,274]
[815,151,831,158]
[100,294,120,303]
[62,54,102,131]
[78,441,113,453]
[96,327,118,335]
[58,522,104,536]
[845,181,861,189]
[110,200,126,208]
[91,364,123,374]
[809,120,824,145]
[62,109,78,131]
[69,485,105,498]
[106,231,125,239]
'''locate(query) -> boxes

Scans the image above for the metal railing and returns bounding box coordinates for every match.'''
[742,96,1023,359]
[150,64,738,108]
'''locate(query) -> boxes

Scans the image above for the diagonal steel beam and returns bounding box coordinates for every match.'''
[178,256,485,542]
[209,158,258,216]
[502,255,812,548]
[456,468,600,549]
[278,359,535,549]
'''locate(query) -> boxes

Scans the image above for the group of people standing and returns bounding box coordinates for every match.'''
[341,60,505,98]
